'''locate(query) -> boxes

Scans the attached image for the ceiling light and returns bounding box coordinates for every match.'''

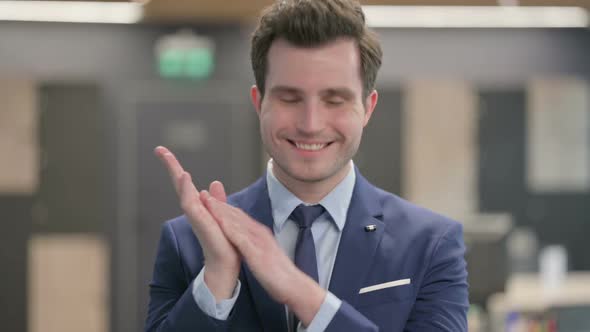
[362,6,589,28]
[0,1,143,24]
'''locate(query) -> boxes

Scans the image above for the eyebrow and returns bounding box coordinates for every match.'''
[321,88,354,100]
[268,85,302,96]
[269,86,355,99]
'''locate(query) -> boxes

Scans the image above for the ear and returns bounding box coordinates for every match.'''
[362,90,378,127]
[250,85,263,116]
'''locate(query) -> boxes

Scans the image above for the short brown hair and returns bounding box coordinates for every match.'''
[251,0,383,99]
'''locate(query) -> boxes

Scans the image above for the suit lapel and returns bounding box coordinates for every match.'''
[238,176,288,332]
[328,170,385,305]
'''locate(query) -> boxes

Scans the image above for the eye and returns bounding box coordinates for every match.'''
[277,92,301,104]
[322,89,353,106]
[280,96,301,104]
[326,98,345,106]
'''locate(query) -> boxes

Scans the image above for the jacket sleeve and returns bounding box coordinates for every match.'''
[144,222,229,332]
[325,300,379,331]
[403,222,469,331]
[325,222,469,332]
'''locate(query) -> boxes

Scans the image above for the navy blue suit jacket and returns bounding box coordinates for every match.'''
[145,171,469,331]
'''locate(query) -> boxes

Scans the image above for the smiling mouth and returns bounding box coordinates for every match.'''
[287,140,332,151]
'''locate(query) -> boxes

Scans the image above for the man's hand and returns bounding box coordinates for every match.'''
[204,196,326,327]
[154,146,240,301]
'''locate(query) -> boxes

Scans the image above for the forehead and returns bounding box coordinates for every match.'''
[265,38,363,93]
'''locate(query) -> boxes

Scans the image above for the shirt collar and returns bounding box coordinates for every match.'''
[266,159,356,232]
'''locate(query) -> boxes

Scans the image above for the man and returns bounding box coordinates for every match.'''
[145,0,469,331]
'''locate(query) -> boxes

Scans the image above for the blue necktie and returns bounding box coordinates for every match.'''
[290,204,325,282]
[289,204,325,331]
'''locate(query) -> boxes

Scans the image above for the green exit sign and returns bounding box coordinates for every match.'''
[156,30,215,80]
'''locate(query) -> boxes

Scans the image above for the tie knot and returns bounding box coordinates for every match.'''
[290,204,325,229]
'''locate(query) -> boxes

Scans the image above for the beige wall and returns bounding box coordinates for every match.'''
[28,234,109,332]
[0,80,39,194]
[403,80,478,220]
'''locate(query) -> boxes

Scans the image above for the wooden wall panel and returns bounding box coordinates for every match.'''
[403,80,477,220]
[28,234,109,332]
[0,80,39,194]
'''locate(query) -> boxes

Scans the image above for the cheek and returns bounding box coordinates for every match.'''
[261,108,290,134]
[260,118,274,145]
[260,113,283,147]
[334,113,365,140]
[258,104,273,129]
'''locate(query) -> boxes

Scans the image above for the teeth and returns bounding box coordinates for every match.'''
[295,142,326,151]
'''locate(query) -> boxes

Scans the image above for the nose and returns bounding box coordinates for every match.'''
[296,99,324,135]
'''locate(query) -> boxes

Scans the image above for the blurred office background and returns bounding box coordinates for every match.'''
[0,0,589,331]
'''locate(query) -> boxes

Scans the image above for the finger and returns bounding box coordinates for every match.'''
[204,195,228,227]
[212,201,262,237]
[154,146,183,176]
[180,174,225,242]
[199,189,210,204]
[201,190,226,229]
[205,197,250,251]
[207,198,272,265]
[154,146,196,195]
[200,190,243,251]
[154,146,183,182]
[209,181,227,203]
[179,172,200,206]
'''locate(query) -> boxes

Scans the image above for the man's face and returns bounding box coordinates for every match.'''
[251,37,377,186]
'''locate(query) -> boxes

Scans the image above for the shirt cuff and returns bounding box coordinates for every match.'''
[305,291,342,332]
[192,266,241,320]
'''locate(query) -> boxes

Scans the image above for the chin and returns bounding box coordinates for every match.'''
[286,163,343,184]
[291,172,330,183]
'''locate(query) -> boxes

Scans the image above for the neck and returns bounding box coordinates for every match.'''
[271,160,351,204]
